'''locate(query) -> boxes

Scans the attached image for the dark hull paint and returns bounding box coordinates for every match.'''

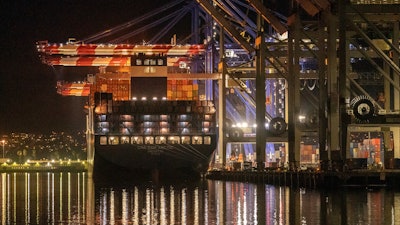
[93,137,217,179]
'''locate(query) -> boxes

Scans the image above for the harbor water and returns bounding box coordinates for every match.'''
[1,172,400,224]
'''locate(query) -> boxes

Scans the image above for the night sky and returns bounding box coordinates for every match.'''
[0,0,188,134]
[0,0,290,135]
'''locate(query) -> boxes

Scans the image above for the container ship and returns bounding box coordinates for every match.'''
[78,53,218,179]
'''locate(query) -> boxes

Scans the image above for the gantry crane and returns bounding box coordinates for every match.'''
[37,0,400,172]
[36,40,216,97]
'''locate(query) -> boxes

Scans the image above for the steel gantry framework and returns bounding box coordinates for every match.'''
[36,0,400,171]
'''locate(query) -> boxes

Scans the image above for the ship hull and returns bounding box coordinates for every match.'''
[91,88,218,180]
[93,135,217,179]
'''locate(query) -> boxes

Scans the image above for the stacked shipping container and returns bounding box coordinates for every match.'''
[167,80,199,100]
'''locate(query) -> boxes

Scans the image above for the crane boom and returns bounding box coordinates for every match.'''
[39,56,194,67]
[36,41,205,56]
[57,81,91,96]
[43,56,131,67]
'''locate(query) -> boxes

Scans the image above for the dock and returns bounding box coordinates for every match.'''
[0,160,88,173]
[206,169,400,188]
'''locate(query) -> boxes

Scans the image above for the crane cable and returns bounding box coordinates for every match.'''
[110,9,184,43]
[82,0,185,43]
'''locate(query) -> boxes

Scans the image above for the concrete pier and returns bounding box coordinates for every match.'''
[0,161,87,173]
[206,169,400,188]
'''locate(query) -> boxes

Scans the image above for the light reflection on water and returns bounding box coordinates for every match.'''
[0,172,400,224]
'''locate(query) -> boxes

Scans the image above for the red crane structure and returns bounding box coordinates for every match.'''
[36,39,214,97]
[36,40,205,67]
